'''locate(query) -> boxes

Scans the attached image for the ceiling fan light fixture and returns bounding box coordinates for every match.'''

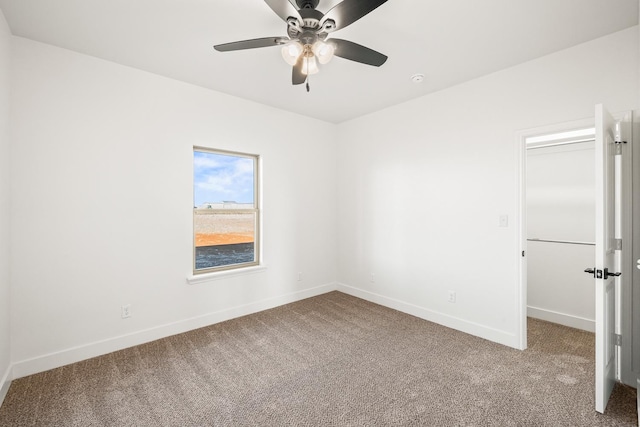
[312,41,335,65]
[301,55,319,75]
[281,41,303,66]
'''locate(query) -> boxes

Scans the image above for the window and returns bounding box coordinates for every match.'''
[193,148,259,274]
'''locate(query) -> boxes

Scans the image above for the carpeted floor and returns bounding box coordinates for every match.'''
[0,291,637,426]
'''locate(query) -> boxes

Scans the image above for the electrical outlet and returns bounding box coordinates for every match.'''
[370,273,375,283]
[298,272,302,281]
[448,291,456,303]
[121,304,132,319]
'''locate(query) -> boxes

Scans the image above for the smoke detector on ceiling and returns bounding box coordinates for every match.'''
[411,73,425,83]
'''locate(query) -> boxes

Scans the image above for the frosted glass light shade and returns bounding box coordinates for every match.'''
[281,42,303,66]
[301,55,319,75]
[312,41,335,65]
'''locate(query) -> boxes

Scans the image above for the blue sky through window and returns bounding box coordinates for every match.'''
[194,150,254,207]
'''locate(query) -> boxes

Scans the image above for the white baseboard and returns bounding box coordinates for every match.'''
[0,363,11,409]
[336,283,519,349]
[527,306,595,332]
[12,282,338,379]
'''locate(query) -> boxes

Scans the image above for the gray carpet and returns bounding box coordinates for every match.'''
[0,291,637,426]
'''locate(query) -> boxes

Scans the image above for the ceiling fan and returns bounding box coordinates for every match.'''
[214,0,390,90]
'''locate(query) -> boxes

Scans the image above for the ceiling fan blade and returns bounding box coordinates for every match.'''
[321,0,388,31]
[264,0,302,23]
[331,38,387,66]
[214,37,284,52]
[292,56,306,85]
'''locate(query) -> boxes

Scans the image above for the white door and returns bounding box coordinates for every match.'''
[593,104,618,414]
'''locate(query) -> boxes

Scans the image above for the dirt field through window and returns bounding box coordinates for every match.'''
[194,212,255,247]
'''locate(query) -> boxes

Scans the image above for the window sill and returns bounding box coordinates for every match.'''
[186,264,268,285]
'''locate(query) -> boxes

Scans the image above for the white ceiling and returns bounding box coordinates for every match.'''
[0,0,637,123]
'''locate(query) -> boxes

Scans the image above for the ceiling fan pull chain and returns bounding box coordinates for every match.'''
[305,56,311,92]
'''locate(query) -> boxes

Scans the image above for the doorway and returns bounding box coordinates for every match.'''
[516,110,636,413]
[516,117,596,350]
[525,128,596,332]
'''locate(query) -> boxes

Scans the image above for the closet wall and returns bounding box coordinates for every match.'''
[527,139,596,331]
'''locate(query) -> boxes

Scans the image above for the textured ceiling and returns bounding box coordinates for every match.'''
[0,0,637,123]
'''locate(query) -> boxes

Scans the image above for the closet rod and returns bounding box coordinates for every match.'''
[527,238,595,246]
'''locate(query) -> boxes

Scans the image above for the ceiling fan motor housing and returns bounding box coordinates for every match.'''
[299,8,323,29]
[296,0,320,9]
[288,7,325,38]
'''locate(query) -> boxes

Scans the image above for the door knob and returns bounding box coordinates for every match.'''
[584,268,621,279]
[604,268,621,279]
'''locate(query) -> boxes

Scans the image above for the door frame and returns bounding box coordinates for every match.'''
[617,111,635,387]
[516,112,634,386]
[516,117,599,351]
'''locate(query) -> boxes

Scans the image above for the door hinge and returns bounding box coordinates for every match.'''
[614,333,622,347]
[614,238,622,250]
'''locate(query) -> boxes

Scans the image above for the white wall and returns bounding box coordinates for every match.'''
[527,143,595,243]
[4,22,639,381]
[0,8,11,402]
[9,37,338,376]
[527,142,595,331]
[336,27,639,348]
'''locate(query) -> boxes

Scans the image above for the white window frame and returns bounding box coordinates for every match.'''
[192,147,261,275]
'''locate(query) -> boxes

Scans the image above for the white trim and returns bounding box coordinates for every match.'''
[335,283,519,349]
[0,364,11,408]
[516,129,528,350]
[12,282,337,379]
[527,306,595,332]
[186,264,268,285]
[525,127,595,145]
[518,118,599,144]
